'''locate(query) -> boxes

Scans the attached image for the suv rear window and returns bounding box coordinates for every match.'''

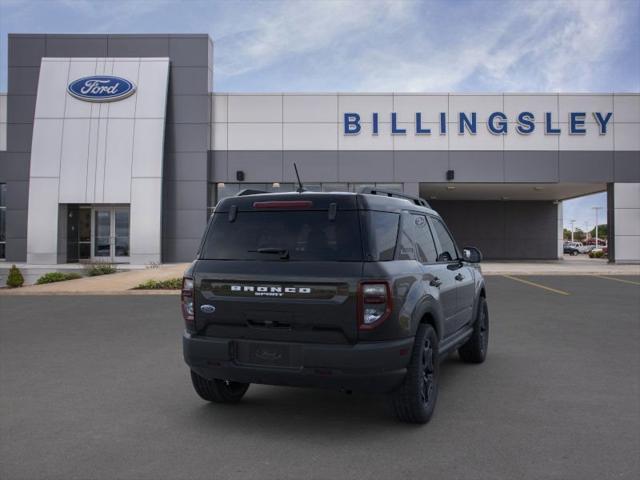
[201,211,363,261]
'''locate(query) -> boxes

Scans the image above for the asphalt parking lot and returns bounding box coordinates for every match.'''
[1,275,639,480]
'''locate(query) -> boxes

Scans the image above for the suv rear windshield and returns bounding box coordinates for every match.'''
[201,211,363,261]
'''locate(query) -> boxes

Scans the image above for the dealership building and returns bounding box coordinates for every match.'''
[0,33,638,264]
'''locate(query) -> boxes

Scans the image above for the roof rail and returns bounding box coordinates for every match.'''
[360,188,431,208]
[236,189,267,196]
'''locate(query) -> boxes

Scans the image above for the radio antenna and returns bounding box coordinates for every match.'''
[293,163,305,193]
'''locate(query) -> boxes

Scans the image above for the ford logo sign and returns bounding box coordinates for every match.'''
[67,76,136,102]
[200,304,216,314]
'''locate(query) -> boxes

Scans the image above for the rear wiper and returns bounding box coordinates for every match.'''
[249,247,290,260]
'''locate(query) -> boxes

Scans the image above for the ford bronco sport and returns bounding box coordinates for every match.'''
[182,188,488,423]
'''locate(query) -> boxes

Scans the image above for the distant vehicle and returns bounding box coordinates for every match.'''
[564,241,587,255]
[564,243,581,256]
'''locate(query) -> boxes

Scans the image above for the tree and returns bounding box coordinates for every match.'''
[573,228,586,242]
[563,228,572,240]
[589,224,607,239]
[6,264,24,288]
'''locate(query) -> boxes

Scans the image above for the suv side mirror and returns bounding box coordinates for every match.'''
[462,246,482,263]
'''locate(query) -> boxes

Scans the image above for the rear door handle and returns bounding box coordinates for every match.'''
[430,277,442,287]
[455,273,465,281]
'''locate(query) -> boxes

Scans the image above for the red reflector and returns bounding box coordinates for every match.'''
[253,200,313,209]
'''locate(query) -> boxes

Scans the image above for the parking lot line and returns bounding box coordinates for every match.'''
[502,275,571,296]
[592,275,640,286]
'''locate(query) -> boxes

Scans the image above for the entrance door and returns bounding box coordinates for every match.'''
[92,206,130,263]
[66,206,92,262]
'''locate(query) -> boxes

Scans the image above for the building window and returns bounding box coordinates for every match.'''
[207,182,405,215]
[0,183,6,259]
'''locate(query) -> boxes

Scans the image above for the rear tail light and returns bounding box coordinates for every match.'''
[358,282,392,330]
[181,277,195,330]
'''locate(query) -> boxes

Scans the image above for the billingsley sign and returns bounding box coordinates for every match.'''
[343,111,613,136]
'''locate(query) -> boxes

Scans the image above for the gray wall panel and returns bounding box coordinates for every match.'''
[169,37,211,67]
[162,238,201,262]
[169,67,210,95]
[227,151,284,182]
[167,95,210,124]
[5,237,26,261]
[6,124,33,152]
[559,151,614,182]
[5,180,29,209]
[107,35,170,57]
[45,35,108,57]
[6,209,28,241]
[505,150,559,182]
[394,151,449,182]
[8,35,45,67]
[614,151,640,182]
[163,180,208,211]
[283,151,339,182]
[449,151,504,182]
[163,209,208,239]
[338,151,394,182]
[431,200,558,259]
[0,153,30,181]
[7,95,36,124]
[165,124,209,153]
[8,67,40,95]
[208,151,228,182]
[166,152,209,181]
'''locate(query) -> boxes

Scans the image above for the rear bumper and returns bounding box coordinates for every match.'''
[183,333,414,393]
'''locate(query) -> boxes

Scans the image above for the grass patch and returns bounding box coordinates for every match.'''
[36,272,83,285]
[133,278,182,290]
[84,262,118,276]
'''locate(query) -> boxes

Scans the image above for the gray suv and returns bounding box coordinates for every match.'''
[182,188,488,423]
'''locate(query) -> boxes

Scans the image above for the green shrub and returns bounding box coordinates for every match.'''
[85,262,117,276]
[36,272,83,285]
[133,278,182,290]
[6,265,24,288]
[589,250,606,259]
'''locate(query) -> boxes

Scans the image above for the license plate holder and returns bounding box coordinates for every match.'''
[236,342,292,368]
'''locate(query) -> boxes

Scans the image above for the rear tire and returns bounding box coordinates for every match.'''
[190,370,249,403]
[458,296,489,363]
[390,324,439,424]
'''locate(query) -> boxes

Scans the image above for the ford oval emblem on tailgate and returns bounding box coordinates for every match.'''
[200,304,216,314]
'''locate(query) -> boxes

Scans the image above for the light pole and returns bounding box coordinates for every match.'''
[592,206,604,248]
[570,219,576,242]
[584,222,590,242]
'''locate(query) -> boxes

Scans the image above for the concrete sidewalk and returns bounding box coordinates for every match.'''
[0,258,638,295]
[481,257,640,276]
[0,263,189,295]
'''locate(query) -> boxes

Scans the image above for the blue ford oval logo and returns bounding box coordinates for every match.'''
[200,304,216,314]
[67,76,136,102]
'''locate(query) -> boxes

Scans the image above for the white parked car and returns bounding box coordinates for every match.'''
[564,242,590,254]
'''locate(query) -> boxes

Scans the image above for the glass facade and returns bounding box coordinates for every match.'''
[207,182,403,215]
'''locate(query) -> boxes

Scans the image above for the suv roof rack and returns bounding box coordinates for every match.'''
[236,189,268,196]
[360,188,431,208]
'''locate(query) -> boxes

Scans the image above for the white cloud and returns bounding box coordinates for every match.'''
[213,0,636,92]
[214,0,413,79]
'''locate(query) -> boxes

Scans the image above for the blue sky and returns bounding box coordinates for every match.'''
[1,0,638,228]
